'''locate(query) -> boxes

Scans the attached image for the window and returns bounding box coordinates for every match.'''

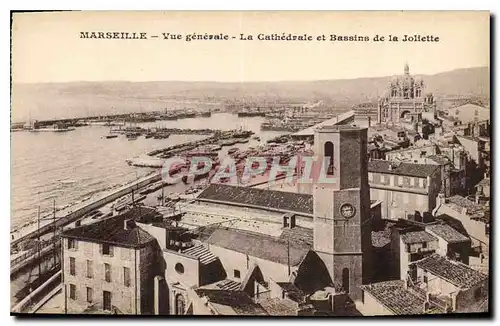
[398,176,403,186]
[123,267,131,287]
[175,263,185,274]
[474,109,479,116]
[342,268,350,293]
[474,287,483,300]
[234,269,241,279]
[102,244,113,256]
[324,141,334,175]
[104,263,111,282]
[67,239,77,250]
[86,287,93,303]
[69,257,76,276]
[422,242,427,249]
[103,291,112,311]
[175,294,185,315]
[86,260,93,278]
[69,284,76,300]
[423,275,428,283]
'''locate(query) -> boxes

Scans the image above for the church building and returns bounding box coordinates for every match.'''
[377,63,436,124]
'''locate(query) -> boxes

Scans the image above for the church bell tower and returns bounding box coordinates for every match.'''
[312,125,372,302]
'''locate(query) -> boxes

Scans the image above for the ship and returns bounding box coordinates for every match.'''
[200,111,212,117]
[237,110,265,117]
[29,122,75,132]
[105,134,118,139]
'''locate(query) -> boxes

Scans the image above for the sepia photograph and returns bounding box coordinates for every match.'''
[9,10,490,317]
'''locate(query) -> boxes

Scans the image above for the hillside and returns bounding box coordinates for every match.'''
[11,66,489,122]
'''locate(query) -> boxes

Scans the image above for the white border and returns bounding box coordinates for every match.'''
[3,1,498,326]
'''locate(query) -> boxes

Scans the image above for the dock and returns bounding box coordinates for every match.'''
[11,171,162,249]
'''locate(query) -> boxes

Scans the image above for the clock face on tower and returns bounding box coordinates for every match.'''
[340,203,356,219]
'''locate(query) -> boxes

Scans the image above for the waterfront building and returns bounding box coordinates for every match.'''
[60,208,164,314]
[377,64,436,124]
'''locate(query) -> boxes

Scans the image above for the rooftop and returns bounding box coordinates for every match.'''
[426,224,470,243]
[316,124,366,132]
[194,289,268,315]
[400,231,437,244]
[61,213,156,249]
[200,279,242,291]
[182,244,218,266]
[276,282,307,303]
[476,178,491,188]
[368,159,440,178]
[415,254,488,289]
[205,227,311,266]
[292,110,356,137]
[259,297,298,316]
[360,280,439,315]
[198,184,313,215]
[426,155,451,166]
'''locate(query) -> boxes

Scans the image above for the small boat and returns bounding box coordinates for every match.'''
[228,147,239,155]
[106,134,118,139]
[126,133,139,140]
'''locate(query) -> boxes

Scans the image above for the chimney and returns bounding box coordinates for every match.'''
[290,214,296,229]
[124,218,135,231]
[368,116,371,127]
[388,163,393,171]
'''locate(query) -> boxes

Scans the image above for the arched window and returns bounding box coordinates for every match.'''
[342,268,350,293]
[175,294,185,315]
[324,141,334,175]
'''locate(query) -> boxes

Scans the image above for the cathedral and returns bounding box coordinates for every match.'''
[377,63,436,124]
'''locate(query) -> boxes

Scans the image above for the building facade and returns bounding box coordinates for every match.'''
[368,160,442,220]
[60,214,162,314]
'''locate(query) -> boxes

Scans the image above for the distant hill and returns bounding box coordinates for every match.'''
[11,66,489,122]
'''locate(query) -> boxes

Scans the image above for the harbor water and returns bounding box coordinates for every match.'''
[10,113,285,231]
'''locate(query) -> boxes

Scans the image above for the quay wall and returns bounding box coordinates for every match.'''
[11,172,162,248]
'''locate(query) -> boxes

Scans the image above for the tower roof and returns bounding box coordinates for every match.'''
[404,62,410,75]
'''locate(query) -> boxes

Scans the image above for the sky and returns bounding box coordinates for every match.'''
[11,11,490,83]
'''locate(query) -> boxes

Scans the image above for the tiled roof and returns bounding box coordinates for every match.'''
[206,228,310,266]
[280,226,313,247]
[372,230,392,248]
[426,224,470,243]
[447,195,486,218]
[194,289,268,315]
[400,231,437,244]
[415,254,488,289]
[476,178,491,188]
[214,279,242,291]
[61,214,155,249]
[197,184,313,215]
[259,298,298,316]
[427,155,450,165]
[360,280,433,315]
[276,282,307,303]
[182,245,218,265]
[368,160,440,178]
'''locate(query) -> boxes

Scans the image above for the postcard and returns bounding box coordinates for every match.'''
[10,11,490,316]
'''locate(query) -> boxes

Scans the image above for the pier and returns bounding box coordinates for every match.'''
[11,171,162,250]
